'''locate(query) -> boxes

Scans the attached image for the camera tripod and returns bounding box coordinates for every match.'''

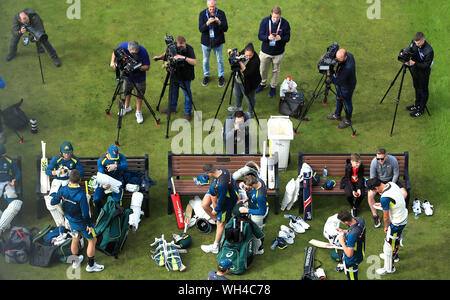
[208,68,261,134]
[379,63,430,137]
[105,71,160,146]
[156,64,199,139]
[294,73,357,137]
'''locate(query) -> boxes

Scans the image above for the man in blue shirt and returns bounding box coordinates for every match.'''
[51,169,104,272]
[110,40,150,124]
[256,6,291,98]
[0,145,22,236]
[337,210,366,280]
[201,164,238,254]
[326,48,357,129]
[199,0,228,87]
[93,145,128,214]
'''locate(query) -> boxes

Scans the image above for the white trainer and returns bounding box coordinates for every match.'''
[421,200,434,216]
[412,198,422,216]
[86,262,105,272]
[72,255,83,269]
[376,267,396,275]
[118,105,132,116]
[289,219,305,234]
[201,243,219,254]
[136,111,144,124]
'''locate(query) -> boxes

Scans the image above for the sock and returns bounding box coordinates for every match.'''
[88,256,95,267]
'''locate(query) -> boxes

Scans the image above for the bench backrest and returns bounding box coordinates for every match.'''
[298,153,409,178]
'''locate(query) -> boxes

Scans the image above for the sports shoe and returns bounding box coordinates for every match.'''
[326,114,342,121]
[246,111,254,119]
[52,56,62,67]
[337,120,352,129]
[285,215,310,230]
[136,111,144,124]
[421,200,434,216]
[406,104,418,111]
[289,219,305,234]
[202,76,210,87]
[72,255,84,268]
[255,247,264,255]
[376,267,396,275]
[160,108,177,114]
[227,105,243,112]
[373,215,381,228]
[410,110,423,118]
[201,243,219,254]
[268,87,276,98]
[412,198,422,217]
[351,206,358,217]
[218,76,225,87]
[5,53,16,61]
[184,113,192,122]
[279,225,296,244]
[118,105,132,116]
[86,262,105,272]
[255,84,266,93]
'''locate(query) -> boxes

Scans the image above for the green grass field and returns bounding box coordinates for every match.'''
[0,0,448,281]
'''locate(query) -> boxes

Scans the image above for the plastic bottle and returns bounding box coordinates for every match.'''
[323,165,328,180]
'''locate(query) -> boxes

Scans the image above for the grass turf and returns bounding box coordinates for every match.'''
[0,0,448,280]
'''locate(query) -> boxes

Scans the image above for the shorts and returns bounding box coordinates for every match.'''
[123,80,146,97]
[70,221,96,240]
[216,209,232,223]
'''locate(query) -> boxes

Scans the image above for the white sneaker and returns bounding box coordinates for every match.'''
[280,225,296,243]
[136,111,144,124]
[421,200,434,216]
[296,217,310,230]
[118,105,132,116]
[255,248,264,255]
[72,255,83,268]
[412,198,422,216]
[201,243,219,254]
[86,262,105,272]
[376,267,396,275]
[289,219,305,234]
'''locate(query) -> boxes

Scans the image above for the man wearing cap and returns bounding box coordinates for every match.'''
[45,141,85,228]
[207,259,232,280]
[93,145,128,214]
[0,145,22,236]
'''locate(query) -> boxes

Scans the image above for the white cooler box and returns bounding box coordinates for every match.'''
[267,116,294,171]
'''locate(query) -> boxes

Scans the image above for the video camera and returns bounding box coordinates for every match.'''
[114,46,142,75]
[22,23,48,44]
[317,42,339,74]
[228,48,246,70]
[162,34,186,68]
[397,41,415,63]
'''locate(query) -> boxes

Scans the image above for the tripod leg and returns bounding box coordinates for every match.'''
[115,98,124,146]
[208,73,235,134]
[129,79,161,125]
[237,72,260,128]
[390,66,407,137]
[157,71,170,111]
[36,42,45,84]
[165,73,175,139]
[106,79,123,116]
[380,65,404,104]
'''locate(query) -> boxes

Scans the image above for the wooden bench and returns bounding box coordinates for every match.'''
[35,155,151,219]
[168,152,281,215]
[297,152,411,213]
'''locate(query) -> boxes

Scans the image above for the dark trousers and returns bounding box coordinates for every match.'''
[344,181,364,208]
[334,86,354,121]
[410,69,430,113]
[9,34,58,58]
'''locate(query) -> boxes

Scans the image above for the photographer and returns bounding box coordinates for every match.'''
[325,48,357,129]
[227,43,262,119]
[405,32,434,118]
[153,36,197,121]
[223,111,250,154]
[6,8,61,67]
[199,0,228,87]
[110,40,150,124]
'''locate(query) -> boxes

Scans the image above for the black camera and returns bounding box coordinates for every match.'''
[163,34,186,68]
[228,48,246,70]
[317,42,339,74]
[114,46,142,75]
[398,42,414,63]
[22,23,48,43]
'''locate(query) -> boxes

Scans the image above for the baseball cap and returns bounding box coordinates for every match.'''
[193,174,210,186]
[108,145,119,160]
[60,141,73,153]
[218,259,232,270]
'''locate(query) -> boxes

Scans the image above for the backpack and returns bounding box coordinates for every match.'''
[279,91,305,119]
[217,215,264,275]
[2,226,32,264]
[0,98,30,143]
[95,196,132,258]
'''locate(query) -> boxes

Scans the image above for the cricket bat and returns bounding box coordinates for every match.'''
[267,141,276,190]
[309,239,343,250]
[184,203,193,233]
[170,177,185,230]
[40,140,50,193]
[260,141,268,186]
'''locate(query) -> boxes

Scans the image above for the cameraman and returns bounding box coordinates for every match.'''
[110,40,150,124]
[405,32,434,118]
[223,111,250,154]
[153,36,197,121]
[326,48,357,129]
[227,43,262,119]
[6,8,61,67]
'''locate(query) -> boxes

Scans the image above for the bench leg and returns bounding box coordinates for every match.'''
[168,191,173,215]
[144,193,150,218]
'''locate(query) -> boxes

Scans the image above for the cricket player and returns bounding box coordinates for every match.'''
[45,141,84,228]
[0,145,22,236]
[200,164,239,254]
[366,178,408,275]
[51,169,104,272]
[93,145,128,214]
[336,210,366,280]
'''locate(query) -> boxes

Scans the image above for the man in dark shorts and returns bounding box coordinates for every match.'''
[200,164,238,254]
